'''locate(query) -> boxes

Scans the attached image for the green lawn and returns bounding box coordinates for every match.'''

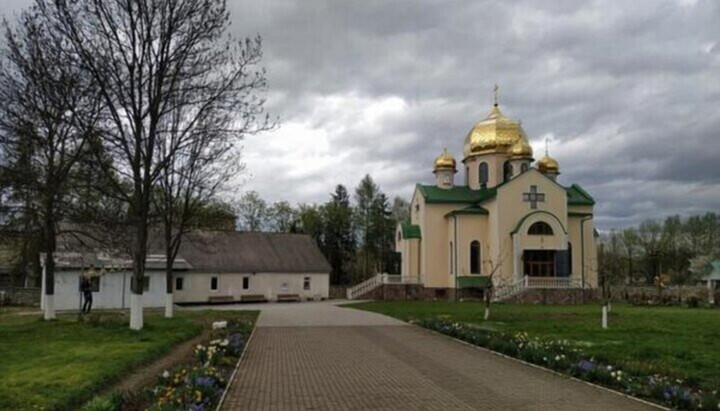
[347,301,720,390]
[0,309,258,410]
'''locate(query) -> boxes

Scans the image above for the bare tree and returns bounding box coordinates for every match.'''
[154,105,247,317]
[0,9,99,320]
[236,191,268,232]
[38,0,271,329]
[481,244,508,320]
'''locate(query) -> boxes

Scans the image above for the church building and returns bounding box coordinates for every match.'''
[395,95,598,299]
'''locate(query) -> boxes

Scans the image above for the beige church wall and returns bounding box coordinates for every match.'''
[494,170,569,283]
[463,153,511,190]
[567,217,598,288]
[173,272,329,303]
[454,214,490,277]
[568,205,593,215]
[421,203,466,288]
[397,237,420,278]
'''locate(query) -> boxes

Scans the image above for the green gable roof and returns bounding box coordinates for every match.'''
[418,183,594,208]
[400,223,421,239]
[416,184,496,204]
[445,205,489,217]
[566,184,595,206]
[703,261,720,281]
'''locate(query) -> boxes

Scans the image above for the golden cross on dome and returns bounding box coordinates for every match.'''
[493,84,499,107]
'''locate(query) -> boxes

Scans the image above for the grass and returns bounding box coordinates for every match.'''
[346,301,720,390]
[0,308,258,410]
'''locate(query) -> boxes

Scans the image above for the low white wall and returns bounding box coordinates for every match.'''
[53,270,166,311]
[173,272,329,303]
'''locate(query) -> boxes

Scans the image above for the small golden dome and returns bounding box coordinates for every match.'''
[463,105,527,158]
[510,137,533,159]
[434,148,456,172]
[537,153,559,174]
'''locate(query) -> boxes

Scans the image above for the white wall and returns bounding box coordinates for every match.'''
[173,272,329,303]
[53,270,166,311]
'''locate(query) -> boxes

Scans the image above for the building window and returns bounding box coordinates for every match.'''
[175,277,184,291]
[143,276,150,292]
[304,277,311,290]
[210,276,218,291]
[470,241,481,274]
[397,231,402,242]
[479,162,489,185]
[243,276,249,290]
[504,161,513,182]
[568,243,573,275]
[528,221,554,235]
[466,167,470,185]
[521,163,529,173]
[449,242,454,274]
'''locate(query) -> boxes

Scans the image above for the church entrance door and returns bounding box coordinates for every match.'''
[523,250,556,277]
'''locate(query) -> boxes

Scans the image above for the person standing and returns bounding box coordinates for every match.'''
[81,275,93,314]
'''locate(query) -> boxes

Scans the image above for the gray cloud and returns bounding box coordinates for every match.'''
[3,0,719,228]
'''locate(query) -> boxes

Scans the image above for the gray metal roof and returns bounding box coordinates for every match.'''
[53,230,330,274]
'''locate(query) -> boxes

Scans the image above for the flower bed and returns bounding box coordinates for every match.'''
[145,321,252,411]
[420,318,720,410]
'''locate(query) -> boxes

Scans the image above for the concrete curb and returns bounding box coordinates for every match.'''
[215,324,257,411]
[417,324,668,410]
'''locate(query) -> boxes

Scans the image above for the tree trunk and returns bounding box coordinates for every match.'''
[165,225,174,318]
[130,200,148,331]
[602,304,608,329]
[484,288,491,320]
[43,204,56,320]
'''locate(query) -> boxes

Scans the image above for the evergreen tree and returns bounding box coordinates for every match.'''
[323,185,355,285]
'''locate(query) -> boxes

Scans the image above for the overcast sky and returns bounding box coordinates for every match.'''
[3,0,719,229]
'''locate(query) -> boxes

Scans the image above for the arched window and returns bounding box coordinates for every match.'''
[466,167,470,185]
[504,161,513,182]
[479,162,489,185]
[568,242,573,275]
[397,231,402,242]
[528,221,554,235]
[521,163,529,173]
[470,241,481,274]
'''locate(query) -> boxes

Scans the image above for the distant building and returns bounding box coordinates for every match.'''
[42,231,331,311]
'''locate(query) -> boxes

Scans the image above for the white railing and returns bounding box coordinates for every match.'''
[526,276,580,289]
[492,276,583,302]
[492,278,525,302]
[346,274,424,300]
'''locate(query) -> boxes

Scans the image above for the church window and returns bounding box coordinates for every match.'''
[568,243,573,275]
[479,162,489,185]
[466,167,470,185]
[521,163,529,173]
[528,221,553,236]
[470,241,481,274]
[504,161,513,182]
[398,231,402,242]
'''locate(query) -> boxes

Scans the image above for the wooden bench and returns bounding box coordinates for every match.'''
[276,293,301,302]
[240,294,267,303]
[207,295,234,304]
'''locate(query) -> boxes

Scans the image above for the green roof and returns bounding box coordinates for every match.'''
[400,223,421,239]
[418,183,595,208]
[566,184,595,206]
[457,275,492,289]
[445,205,489,217]
[703,261,720,281]
[416,184,496,204]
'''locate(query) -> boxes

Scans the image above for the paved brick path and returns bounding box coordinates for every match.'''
[221,302,657,410]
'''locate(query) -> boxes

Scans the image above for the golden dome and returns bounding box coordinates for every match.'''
[510,137,533,159]
[537,153,559,174]
[434,148,457,172]
[463,105,527,158]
